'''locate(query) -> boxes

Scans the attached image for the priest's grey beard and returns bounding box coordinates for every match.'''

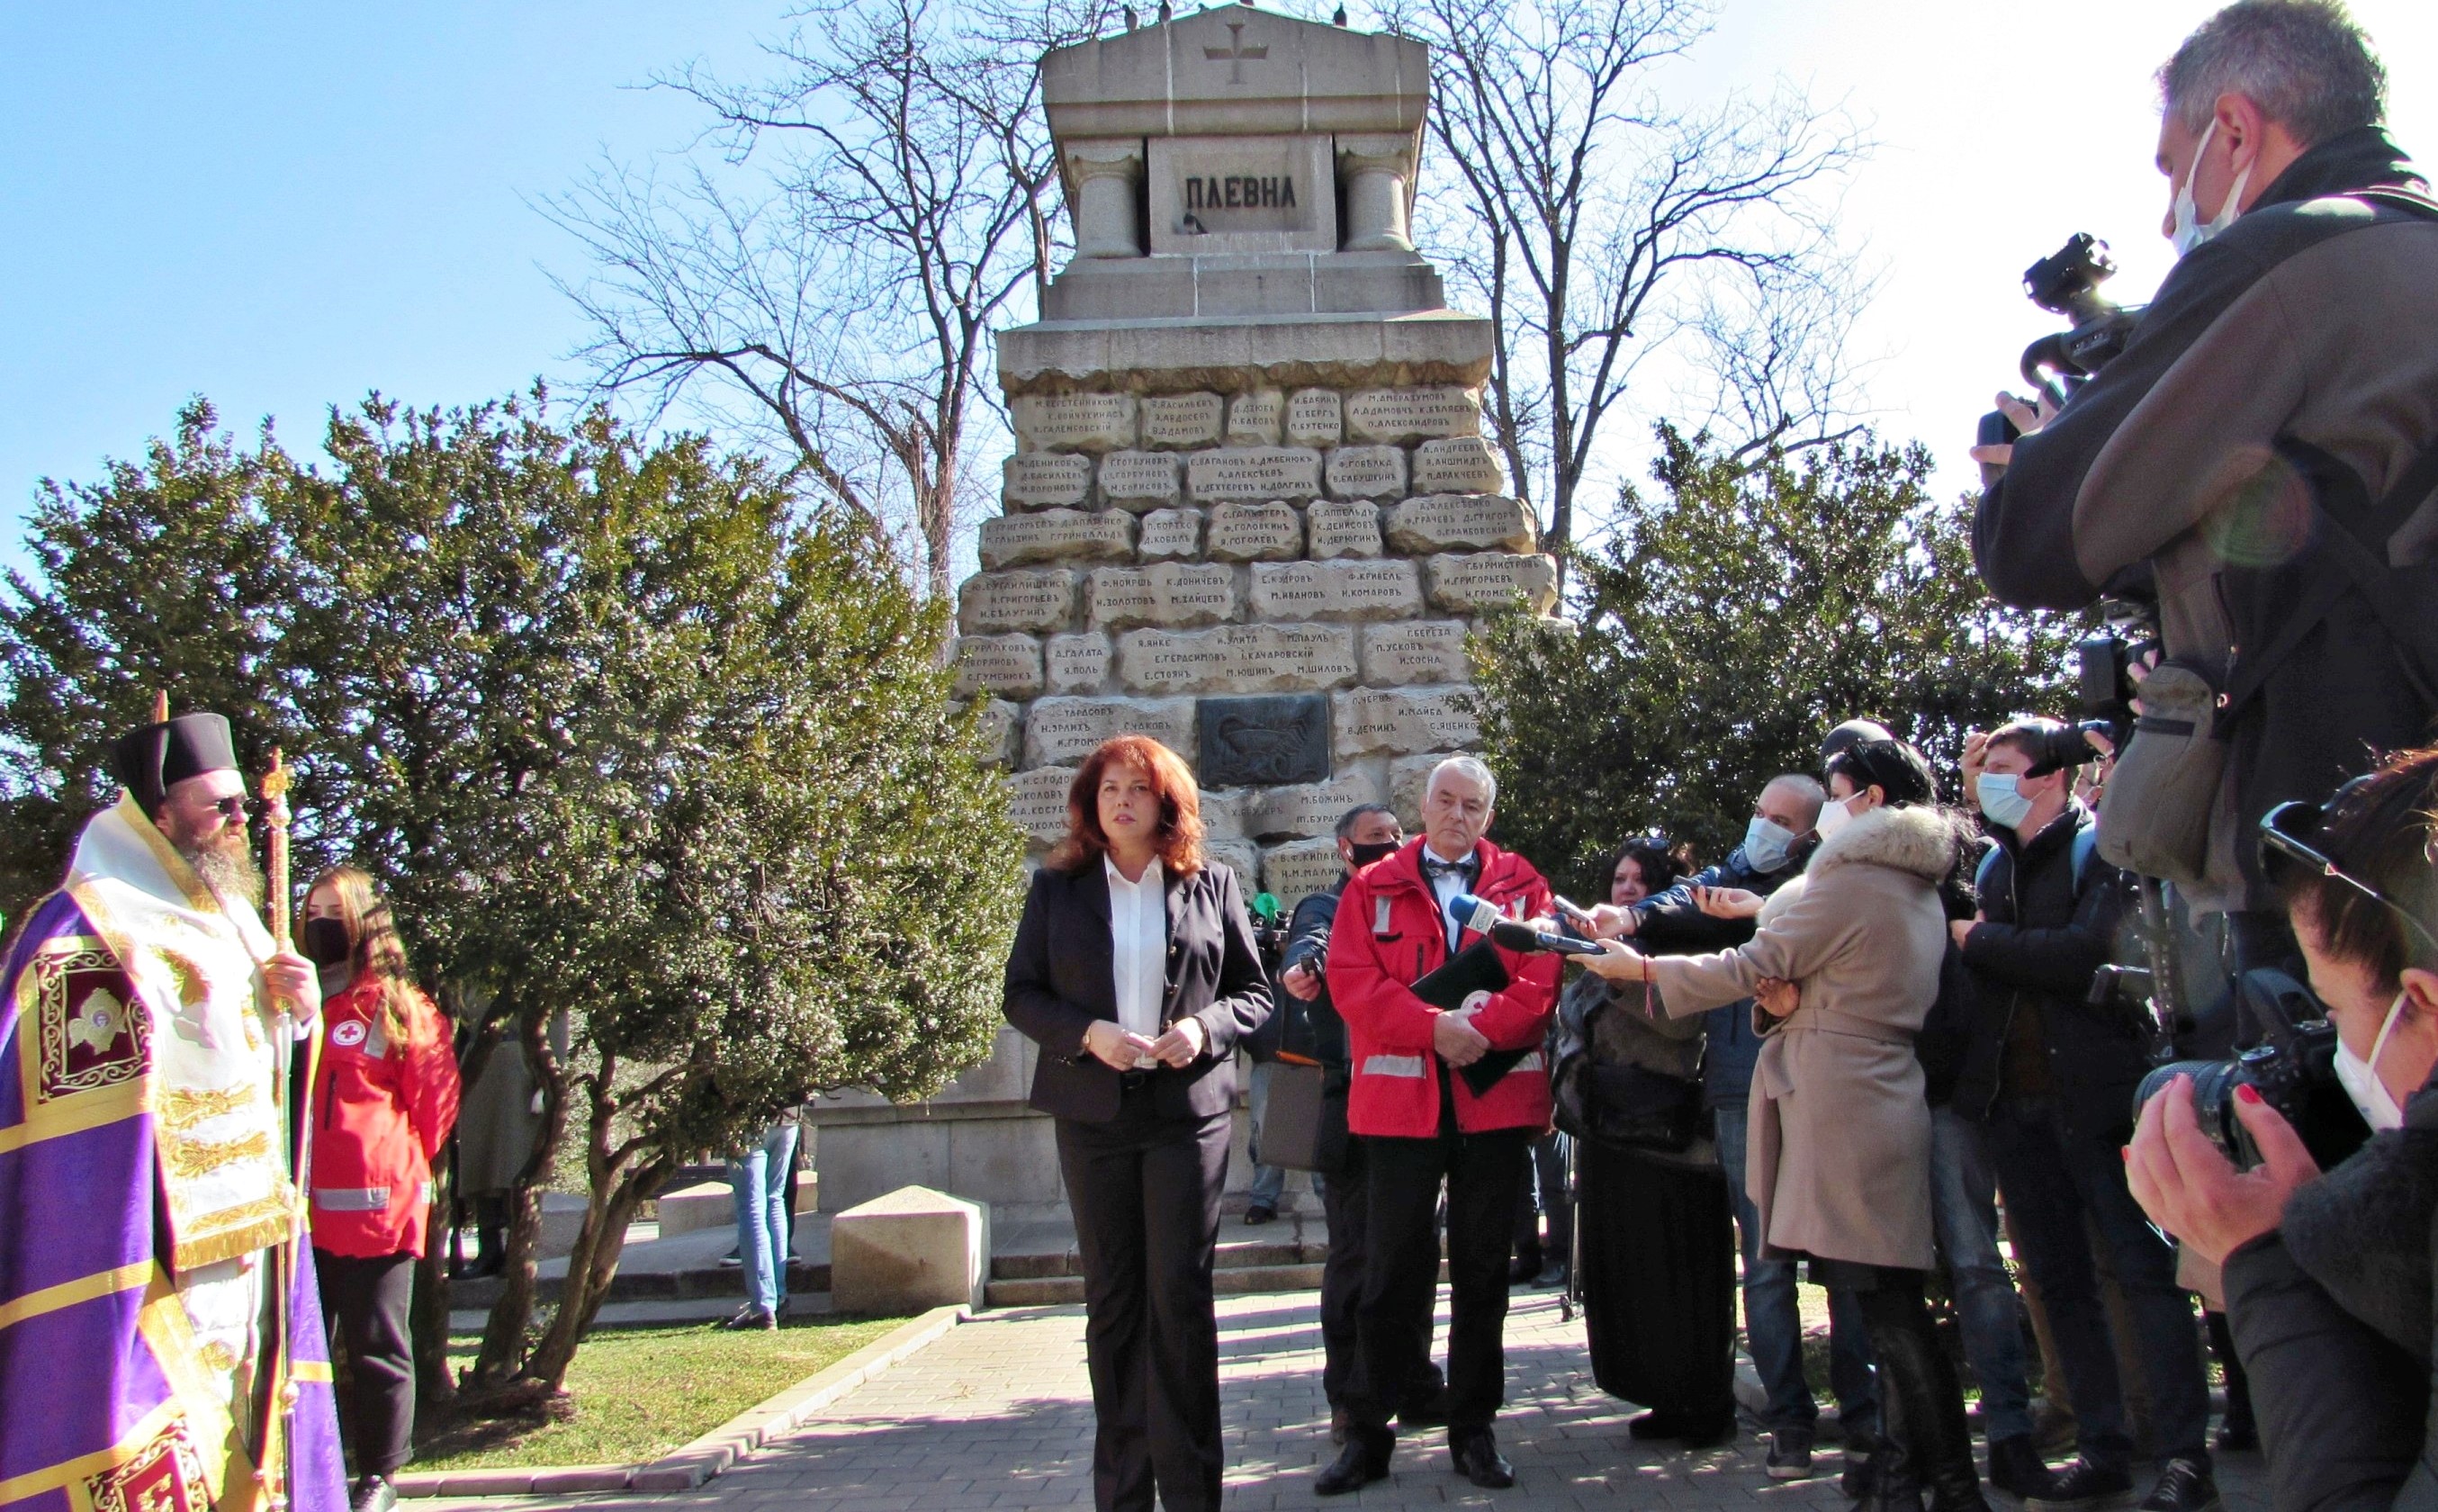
[183,830,265,910]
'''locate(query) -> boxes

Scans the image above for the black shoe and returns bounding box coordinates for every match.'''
[349,1477,398,1512]
[1841,1440,1880,1500]
[1451,1429,1515,1490]
[1243,1203,1276,1226]
[2024,1459,2135,1510]
[2136,1460,2219,1512]
[1316,1432,1392,1496]
[717,1305,777,1331]
[1768,1433,1816,1480]
[1988,1436,2052,1500]
[719,1246,742,1267]
[1397,1388,1451,1428]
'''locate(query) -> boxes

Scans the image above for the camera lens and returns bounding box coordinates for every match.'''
[2133,1059,2248,1164]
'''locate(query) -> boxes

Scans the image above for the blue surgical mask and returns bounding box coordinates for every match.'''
[1742,815,1798,874]
[1976,772,2037,830]
[2170,117,2253,257]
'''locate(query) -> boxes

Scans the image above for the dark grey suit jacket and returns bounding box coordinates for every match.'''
[1002,858,1273,1122]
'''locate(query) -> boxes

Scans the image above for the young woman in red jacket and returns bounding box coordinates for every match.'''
[302,867,462,1512]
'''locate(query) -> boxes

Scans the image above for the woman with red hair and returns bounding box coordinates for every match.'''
[1003,734,1273,1512]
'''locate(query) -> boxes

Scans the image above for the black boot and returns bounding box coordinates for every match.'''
[1866,1295,1989,1512]
[1316,1424,1393,1496]
[461,1223,507,1279]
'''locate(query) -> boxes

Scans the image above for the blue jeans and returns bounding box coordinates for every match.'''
[1983,1096,2210,1468]
[1715,1104,1878,1441]
[1929,1107,2034,1443]
[729,1119,801,1314]
[1244,1061,1315,1205]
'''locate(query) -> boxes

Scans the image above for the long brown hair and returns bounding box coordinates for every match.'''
[306,865,431,1046]
[1047,735,1205,876]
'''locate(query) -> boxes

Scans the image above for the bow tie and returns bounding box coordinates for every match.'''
[1422,853,1477,879]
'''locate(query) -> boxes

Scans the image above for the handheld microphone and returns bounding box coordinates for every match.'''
[1489,920,1607,957]
[1447,892,1507,937]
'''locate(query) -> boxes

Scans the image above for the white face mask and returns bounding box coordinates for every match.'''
[1816,792,1861,840]
[2333,990,2410,1132]
[2171,116,2254,257]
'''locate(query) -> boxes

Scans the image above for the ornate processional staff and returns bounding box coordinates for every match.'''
[259,746,305,1508]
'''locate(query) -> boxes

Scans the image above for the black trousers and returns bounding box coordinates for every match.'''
[315,1248,417,1477]
[1318,1135,1443,1410]
[1056,1087,1232,1512]
[1349,1121,1530,1436]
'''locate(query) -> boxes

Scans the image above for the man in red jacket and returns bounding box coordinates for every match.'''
[1317,756,1561,1494]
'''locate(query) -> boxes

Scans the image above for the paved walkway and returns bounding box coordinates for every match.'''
[434,1289,2270,1512]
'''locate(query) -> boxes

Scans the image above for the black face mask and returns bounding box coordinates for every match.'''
[1347,840,1400,870]
[301,917,355,968]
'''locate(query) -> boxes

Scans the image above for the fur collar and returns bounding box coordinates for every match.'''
[1809,804,1961,884]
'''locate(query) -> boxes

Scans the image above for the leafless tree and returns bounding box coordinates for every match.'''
[546,0,1119,598]
[1372,0,1868,562]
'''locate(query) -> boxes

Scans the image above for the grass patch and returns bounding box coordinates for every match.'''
[413,1314,907,1472]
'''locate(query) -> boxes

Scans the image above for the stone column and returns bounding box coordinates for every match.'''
[1336,133,1417,253]
[1066,140,1147,259]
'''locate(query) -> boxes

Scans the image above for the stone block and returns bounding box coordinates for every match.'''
[1389,752,1458,829]
[958,569,1077,635]
[1411,436,1507,495]
[1200,694,1333,787]
[1003,453,1094,510]
[1044,631,1112,693]
[978,508,1134,570]
[1012,392,1137,452]
[1206,500,1303,562]
[1086,562,1238,631]
[1097,450,1183,510]
[1333,685,1481,758]
[969,698,1021,767]
[1361,619,1473,686]
[1345,386,1480,444]
[952,633,1045,699]
[1426,551,1561,614]
[997,309,1498,396]
[1387,494,1536,554]
[1261,836,1347,908]
[1286,388,1344,447]
[657,1177,815,1238]
[1139,393,1223,450]
[1305,499,1386,560]
[1021,695,1197,768]
[1136,507,1203,561]
[1147,134,1337,256]
[1114,623,1359,696]
[1326,444,1408,501]
[1250,770,1383,842]
[1227,390,1284,446]
[1247,559,1424,622]
[1008,765,1079,845]
[1185,446,1323,503]
[829,1184,990,1314]
[1206,840,1263,898]
[1198,787,1248,842]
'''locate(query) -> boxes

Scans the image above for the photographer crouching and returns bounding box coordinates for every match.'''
[1971,1,2438,972]
[2128,747,2438,1507]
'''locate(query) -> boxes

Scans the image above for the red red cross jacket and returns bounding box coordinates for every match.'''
[307,975,462,1259]
[1326,837,1561,1137]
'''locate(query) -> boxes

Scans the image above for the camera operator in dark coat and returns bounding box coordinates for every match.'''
[1971,2,2438,954]
[1273,802,1446,1445]
[2128,746,2438,1510]
[1953,719,2218,1510]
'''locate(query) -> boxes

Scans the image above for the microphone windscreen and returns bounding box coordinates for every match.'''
[1447,892,1502,935]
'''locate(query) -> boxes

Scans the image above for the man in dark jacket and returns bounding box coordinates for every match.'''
[1957,719,2215,1512]
[1274,802,1443,1444]
[1601,771,1881,1484]
[1971,2,2438,943]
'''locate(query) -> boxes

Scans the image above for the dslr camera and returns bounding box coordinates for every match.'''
[2133,967,2371,1171]
[1978,233,2149,464]
[2074,601,2160,753]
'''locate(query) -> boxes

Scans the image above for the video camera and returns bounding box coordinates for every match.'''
[1977,233,2149,467]
[2132,967,2371,1172]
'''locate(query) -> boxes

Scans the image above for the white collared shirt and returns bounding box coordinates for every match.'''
[1424,845,1480,950]
[1105,856,1167,1051]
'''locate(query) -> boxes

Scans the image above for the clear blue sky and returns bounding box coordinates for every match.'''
[5,1,2435,578]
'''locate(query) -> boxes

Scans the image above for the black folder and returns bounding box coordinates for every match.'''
[1411,939,1533,1096]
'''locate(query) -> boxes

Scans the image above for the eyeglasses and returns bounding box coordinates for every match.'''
[202,796,263,821]
[2259,787,2438,957]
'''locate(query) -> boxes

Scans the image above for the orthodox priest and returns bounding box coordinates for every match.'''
[0,710,346,1512]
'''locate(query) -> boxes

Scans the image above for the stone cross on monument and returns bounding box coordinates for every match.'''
[811,2,1559,1228]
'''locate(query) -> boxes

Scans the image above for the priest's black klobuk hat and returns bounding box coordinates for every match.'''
[112,712,240,816]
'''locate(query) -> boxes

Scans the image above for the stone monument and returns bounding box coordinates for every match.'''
[806,4,1557,1223]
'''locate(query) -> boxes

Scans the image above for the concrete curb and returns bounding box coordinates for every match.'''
[394,1304,970,1500]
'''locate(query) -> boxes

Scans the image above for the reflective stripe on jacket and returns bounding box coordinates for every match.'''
[308,975,461,1259]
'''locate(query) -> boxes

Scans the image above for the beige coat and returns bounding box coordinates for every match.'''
[1649,805,1957,1270]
